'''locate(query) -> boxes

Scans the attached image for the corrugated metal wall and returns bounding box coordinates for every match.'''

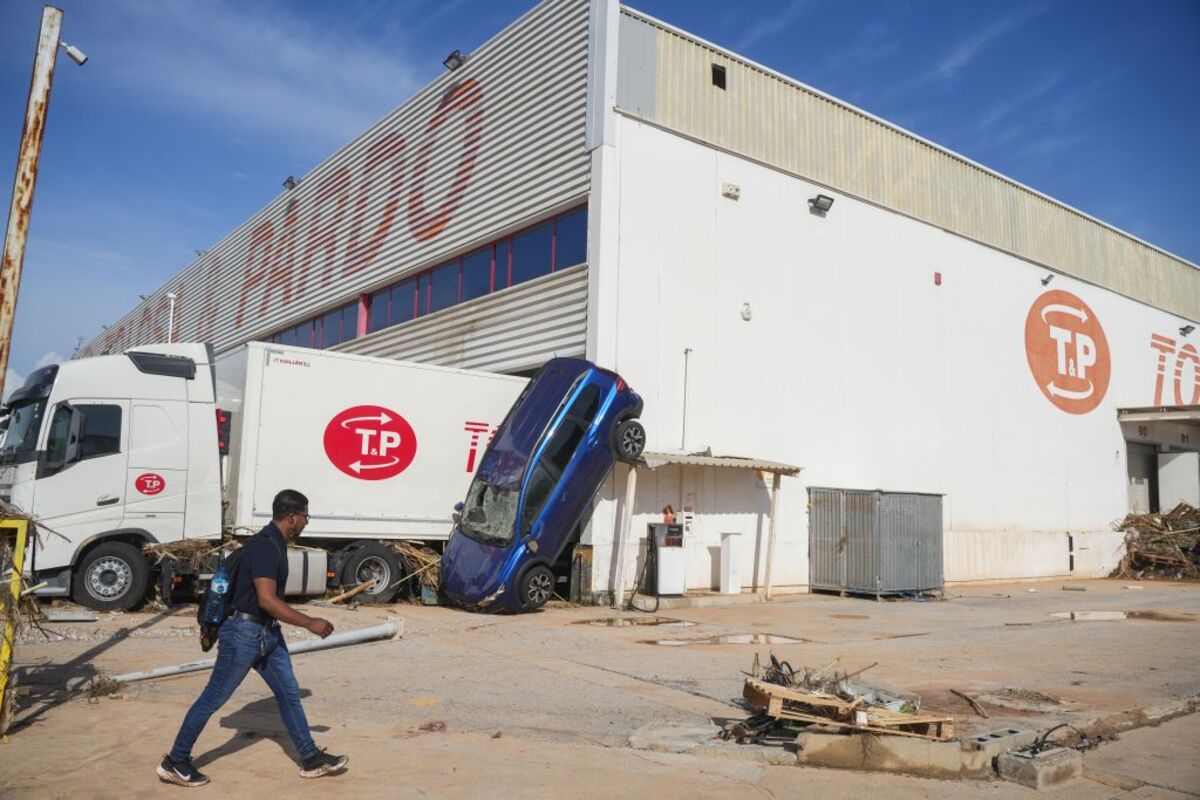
[809,488,943,595]
[80,0,592,358]
[616,8,1200,322]
[334,265,587,372]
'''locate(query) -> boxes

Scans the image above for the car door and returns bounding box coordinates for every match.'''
[32,400,130,561]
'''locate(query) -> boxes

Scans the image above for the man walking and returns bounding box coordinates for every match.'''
[158,489,348,786]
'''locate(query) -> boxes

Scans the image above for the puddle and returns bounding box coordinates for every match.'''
[578,617,696,627]
[644,633,807,646]
[1049,610,1195,622]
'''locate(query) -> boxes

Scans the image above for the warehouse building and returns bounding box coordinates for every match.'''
[81,0,1200,597]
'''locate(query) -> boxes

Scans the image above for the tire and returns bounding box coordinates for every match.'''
[72,541,149,611]
[612,418,646,462]
[340,543,403,604]
[517,564,555,611]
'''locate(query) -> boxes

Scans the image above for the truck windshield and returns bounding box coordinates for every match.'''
[0,400,47,462]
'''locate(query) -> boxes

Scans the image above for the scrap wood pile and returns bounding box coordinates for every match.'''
[1114,502,1200,579]
[724,656,954,744]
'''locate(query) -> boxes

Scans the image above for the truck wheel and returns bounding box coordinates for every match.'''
[341,544,403,604]
[518,565,555,611]
[72,541,149,611]
[612,418,646,462]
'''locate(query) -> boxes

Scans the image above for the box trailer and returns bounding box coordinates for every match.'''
[0,342,526,610]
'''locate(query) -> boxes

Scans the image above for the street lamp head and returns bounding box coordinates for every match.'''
[60,42,88,66]
[166,292,177,301]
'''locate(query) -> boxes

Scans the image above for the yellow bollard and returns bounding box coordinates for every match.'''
[1,518,30,734]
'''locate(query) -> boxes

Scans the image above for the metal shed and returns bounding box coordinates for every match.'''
[808,488,944,598]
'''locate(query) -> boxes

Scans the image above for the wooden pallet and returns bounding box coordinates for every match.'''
[743,678,955,741]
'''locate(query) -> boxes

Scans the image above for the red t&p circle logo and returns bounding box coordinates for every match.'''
[1024,290,1110,415]
[323,405,418,481]
[136,473,165,495]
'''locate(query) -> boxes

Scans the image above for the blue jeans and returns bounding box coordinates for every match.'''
[169,616,318,762]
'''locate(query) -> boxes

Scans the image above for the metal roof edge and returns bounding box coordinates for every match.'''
[618,4,1199,273]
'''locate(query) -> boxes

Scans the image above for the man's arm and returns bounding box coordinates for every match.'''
[254,578,334,638]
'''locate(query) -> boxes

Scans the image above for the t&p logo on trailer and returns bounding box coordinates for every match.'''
[323,405,418,480]
[1024,290,1111,415]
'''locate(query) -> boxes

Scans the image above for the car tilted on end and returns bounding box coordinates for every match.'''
[440,357,644,612]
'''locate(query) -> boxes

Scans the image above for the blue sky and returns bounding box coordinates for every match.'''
[1,0,1197,389]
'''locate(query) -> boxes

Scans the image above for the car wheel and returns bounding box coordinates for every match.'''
[341,543,403,604]
[72,541,149,611]
[518,565,555,611]
[613,418,646,462]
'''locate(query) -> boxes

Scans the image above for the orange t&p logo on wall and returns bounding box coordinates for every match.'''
[1024,290,1110,414]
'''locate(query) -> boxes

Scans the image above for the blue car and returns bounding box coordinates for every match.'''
[440,357,644,612]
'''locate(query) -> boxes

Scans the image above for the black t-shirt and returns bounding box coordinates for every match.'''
[231,522,288,619]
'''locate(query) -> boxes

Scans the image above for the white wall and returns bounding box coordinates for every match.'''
[589,116,1199,593]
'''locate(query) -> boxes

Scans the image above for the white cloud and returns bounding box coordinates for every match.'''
[926,6,1047,84]
[734,1,813,52]
[4,369,23,403]
[33,351,65,370]
[78,0,429,157]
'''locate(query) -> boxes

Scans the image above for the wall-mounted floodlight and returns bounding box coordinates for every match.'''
[808,194,834,216]
[138,294,148,300]
[1041,274,1055,286]
[194,249,207,257]
[60,41,87,66]
[1181,325,1196,337]
[443,49,467,71]
[282,176,297,190]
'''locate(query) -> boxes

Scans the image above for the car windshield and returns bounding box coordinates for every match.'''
[0,400,47,462]
[456,358,591,546]
[459,477,520,546]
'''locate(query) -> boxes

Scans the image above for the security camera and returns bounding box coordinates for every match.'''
[60,42,88,66]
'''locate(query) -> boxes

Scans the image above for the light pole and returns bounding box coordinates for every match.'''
[166,292,177,342]
[0,6,86,400]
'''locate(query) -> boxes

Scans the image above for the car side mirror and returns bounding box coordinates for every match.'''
[452,501,464,525]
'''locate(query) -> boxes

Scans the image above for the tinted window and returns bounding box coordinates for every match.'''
[570,384,602,422]
[520,462,555,536]
[495,240,511,289]
[80,405,121,459]
[542,419,585,476]
[555,207,587,269]
[391,279,416,324]
[429,261,459,313]
[416,273,428,316]
[511,221,552,285]
[461,246,491,302]
[369,288,389,332]
[44,406,72,463]
[341,302,359,341]
[321,309,341,348]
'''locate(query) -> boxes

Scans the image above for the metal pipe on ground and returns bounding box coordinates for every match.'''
[110,621,401,684]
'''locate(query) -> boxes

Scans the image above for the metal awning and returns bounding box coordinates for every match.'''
[1118,406,1200,424]
[610,451,802,608]
[638,451,802,476]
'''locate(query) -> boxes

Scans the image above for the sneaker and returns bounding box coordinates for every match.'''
[156,755,210,787]
[299,748,349,778]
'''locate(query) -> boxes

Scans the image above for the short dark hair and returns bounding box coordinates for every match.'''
[272,489,309,520]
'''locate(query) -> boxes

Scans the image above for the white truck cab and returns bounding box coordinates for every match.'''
[1,341,526,610]
[0,343,221,609]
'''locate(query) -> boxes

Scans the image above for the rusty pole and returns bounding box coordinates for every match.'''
[0,6,65,402]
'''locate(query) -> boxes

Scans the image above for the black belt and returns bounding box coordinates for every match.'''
[232,611,275,626]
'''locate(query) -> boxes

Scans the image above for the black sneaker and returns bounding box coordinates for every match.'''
[299,748,349,778]
[156,755,210,787]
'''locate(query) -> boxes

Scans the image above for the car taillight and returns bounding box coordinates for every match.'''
[216,409,233,455]
[616,376,627,392]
